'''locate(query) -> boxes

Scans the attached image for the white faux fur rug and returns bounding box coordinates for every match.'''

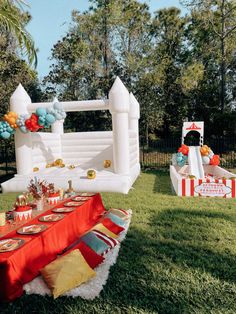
[23,209,132,300]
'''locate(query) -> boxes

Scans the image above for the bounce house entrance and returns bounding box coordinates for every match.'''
[184,131,200,146]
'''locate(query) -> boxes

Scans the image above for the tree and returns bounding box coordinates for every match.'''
[44,0,152,133]
[181,0,236,113]
[149,7,189,137]
[0,1,42,117]
[0,0,37,66]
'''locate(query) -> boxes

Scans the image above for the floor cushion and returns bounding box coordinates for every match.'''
[40,249,96,299]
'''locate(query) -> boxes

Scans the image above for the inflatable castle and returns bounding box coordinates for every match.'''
[170,121,236,197]
[1,77,140,194]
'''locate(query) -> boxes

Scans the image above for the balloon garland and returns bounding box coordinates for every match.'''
[0,101,66,139]
[172,144,220,167]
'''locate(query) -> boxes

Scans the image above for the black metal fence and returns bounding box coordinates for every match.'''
[0,136,235,183]
[141,136,236,169]
[0,139,16,184]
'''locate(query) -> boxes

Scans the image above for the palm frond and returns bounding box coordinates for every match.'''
[0,0,37,67]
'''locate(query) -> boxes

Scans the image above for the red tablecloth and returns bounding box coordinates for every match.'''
[0,194,105,302]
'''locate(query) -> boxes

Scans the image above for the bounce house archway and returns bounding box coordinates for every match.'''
[1,77,140,194]
[182,121,204,146]
[183,130,201,146]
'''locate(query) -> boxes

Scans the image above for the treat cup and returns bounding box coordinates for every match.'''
[13,206,32,222]
[47,193,60,205]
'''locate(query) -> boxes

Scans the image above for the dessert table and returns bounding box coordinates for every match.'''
[0,193,105,302]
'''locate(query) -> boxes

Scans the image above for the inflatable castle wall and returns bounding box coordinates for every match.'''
[1,77,140,194]
[170,121,236,198]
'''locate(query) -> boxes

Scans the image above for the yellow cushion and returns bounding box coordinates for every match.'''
[91,223,118,239]
[41,249,96,299]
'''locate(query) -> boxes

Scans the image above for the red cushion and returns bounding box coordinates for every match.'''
[101,218,125,235]
[63,241,104,269]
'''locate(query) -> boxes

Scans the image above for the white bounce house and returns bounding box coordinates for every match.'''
[170,121,236,197]
[1,77,140,194]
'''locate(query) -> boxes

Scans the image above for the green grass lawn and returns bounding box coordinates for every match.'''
[1,170,236,314]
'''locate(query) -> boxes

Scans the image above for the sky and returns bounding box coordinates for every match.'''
[26,0,185,79]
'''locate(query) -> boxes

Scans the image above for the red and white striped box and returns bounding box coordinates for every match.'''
[178,178,236,198]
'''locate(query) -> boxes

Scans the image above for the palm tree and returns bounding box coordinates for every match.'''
[0,0,37,66]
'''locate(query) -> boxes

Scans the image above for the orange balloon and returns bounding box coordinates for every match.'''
[200,145,210,156]
[4,111,18,129]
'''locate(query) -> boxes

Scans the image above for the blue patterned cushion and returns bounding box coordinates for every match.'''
[81,232,110,255]
[105,212,126,227]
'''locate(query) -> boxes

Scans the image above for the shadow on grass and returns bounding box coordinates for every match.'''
[0,174,15,193]
[102,208,236,313]
[151,208,236,283]
[1,208,236,314]
[151,169,173,195]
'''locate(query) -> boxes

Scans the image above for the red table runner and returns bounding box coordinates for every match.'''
[0,194,105,302]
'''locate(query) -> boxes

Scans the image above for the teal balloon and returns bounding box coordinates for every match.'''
[6,126,13,133]
[45,113,56,124]
[36,107,47,117]
[1,131,11,139]
[176,152,187,166]
[38,116,45,126]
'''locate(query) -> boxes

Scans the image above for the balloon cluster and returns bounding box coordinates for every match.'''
[4,112,18,129]
[178,144,189,156]
[200,144,220,166]
[172,143,220,167]
[172,144,189,167]
[0,121,15,139]
[0,101,66,139]
[176,152,188,167]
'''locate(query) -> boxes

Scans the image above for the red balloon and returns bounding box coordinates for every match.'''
[178,144,189,156]
[25,114,43,132]
[210,154,220,166]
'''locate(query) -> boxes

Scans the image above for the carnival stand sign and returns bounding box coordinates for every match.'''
[195,182,231,197]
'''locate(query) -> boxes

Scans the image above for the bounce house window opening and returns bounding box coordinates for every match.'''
[183,130,202,146]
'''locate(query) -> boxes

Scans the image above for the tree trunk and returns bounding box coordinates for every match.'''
[220,0,226,114]
[103,0,109,97]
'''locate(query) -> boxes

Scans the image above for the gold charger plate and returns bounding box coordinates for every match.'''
[39,214,64,222]
[0,238,25,253]
[51,207,75,213]
[71,196,89,202]
[17,224,47,235]
[78,193,96,197]
[64,201,84,207]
